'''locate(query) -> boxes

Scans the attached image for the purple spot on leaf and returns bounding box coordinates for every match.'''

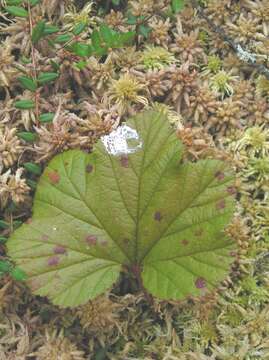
[42,235,49,241]
[216,199,226,210]
[48,171,60,184]
[215,171,225,181]
[100,240,108,247]
[154,211,162,222]
[85,235,97,246]
[230,251,237,257]
[86,164,93,173]
[195,277,206,289]
[120,155,129,168]
[54,245,66,254]
[47,256,60,266]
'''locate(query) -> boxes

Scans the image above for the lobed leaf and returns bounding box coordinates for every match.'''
[8,110,237,307]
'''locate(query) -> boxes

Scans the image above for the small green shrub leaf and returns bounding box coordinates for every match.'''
[54,33,72,43]
[172,0,185,13]
[14,99,35,109]
[73,22,87,36]
[39,112,55,123]
[6,0,23,5]
[7,110,236,307]
[18,76,37,92]
[43,24,60,35]
[17,131,37,142]
[31,20,45,43]
[24,162,42,175]
[37,72,59,84]
[5,5,28,17]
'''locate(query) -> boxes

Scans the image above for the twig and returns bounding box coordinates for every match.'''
[191,0,269,79]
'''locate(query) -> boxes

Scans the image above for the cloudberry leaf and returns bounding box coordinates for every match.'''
[7,110,236,307]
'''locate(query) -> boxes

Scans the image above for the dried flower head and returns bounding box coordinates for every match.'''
[135,68,172,98]
[34,109,80,161]
[209,70,238,98]
[106,73,148,115]
[170,29,207,63]
[0,167,30,209]
[76,295,121,335]
[168,62,198,112]
[149,17,171,47]
[140,46,176,70]
[255,75,269,97]
[235,125,269,156]
[0,38,17,87]
[63,2,95,31]
[202,55,222,76]
[36,330,85,360]
[0,127,22,168]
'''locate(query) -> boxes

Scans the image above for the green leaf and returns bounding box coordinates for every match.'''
[73,22,87,36]
[138,24,152,38]
[100,25,114,46]
[43,24,60,35]
[11,267,27,281]
[31,20,45,44]
[7,110,236,307]
[112,0,120,5]
[29,0,40,5]
[37,72,59,85]
[6,0,23,5]
[69,42,92,57]
[172,0,185,13]
[40,112,55,123]
[18,76,37,92]
[17,131,37,142]
[0,236,8,243]
[54,33,72,43]
[27,179,37,189]
[24,162,42,175]
[5,5,28,17]
[14,99,35,109]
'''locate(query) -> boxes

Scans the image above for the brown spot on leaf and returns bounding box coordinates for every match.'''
[215,171,225,181]
[47,256,60,266]
[227,186,236,195]
[42,234,49,241]
[216,199,226,210]
[86,164,93,173]
[194,229,203,237]
[85,235,97,246]
[154,211,162,222]
[48,171,60,184]
[230,251,237,257]
[64,161,69,166]
[120,155,129,168]
[54,245,66,254]
[181,239,189,246]
[100,240,108,247]
[195,277,206,289]
[26,218,32,224]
